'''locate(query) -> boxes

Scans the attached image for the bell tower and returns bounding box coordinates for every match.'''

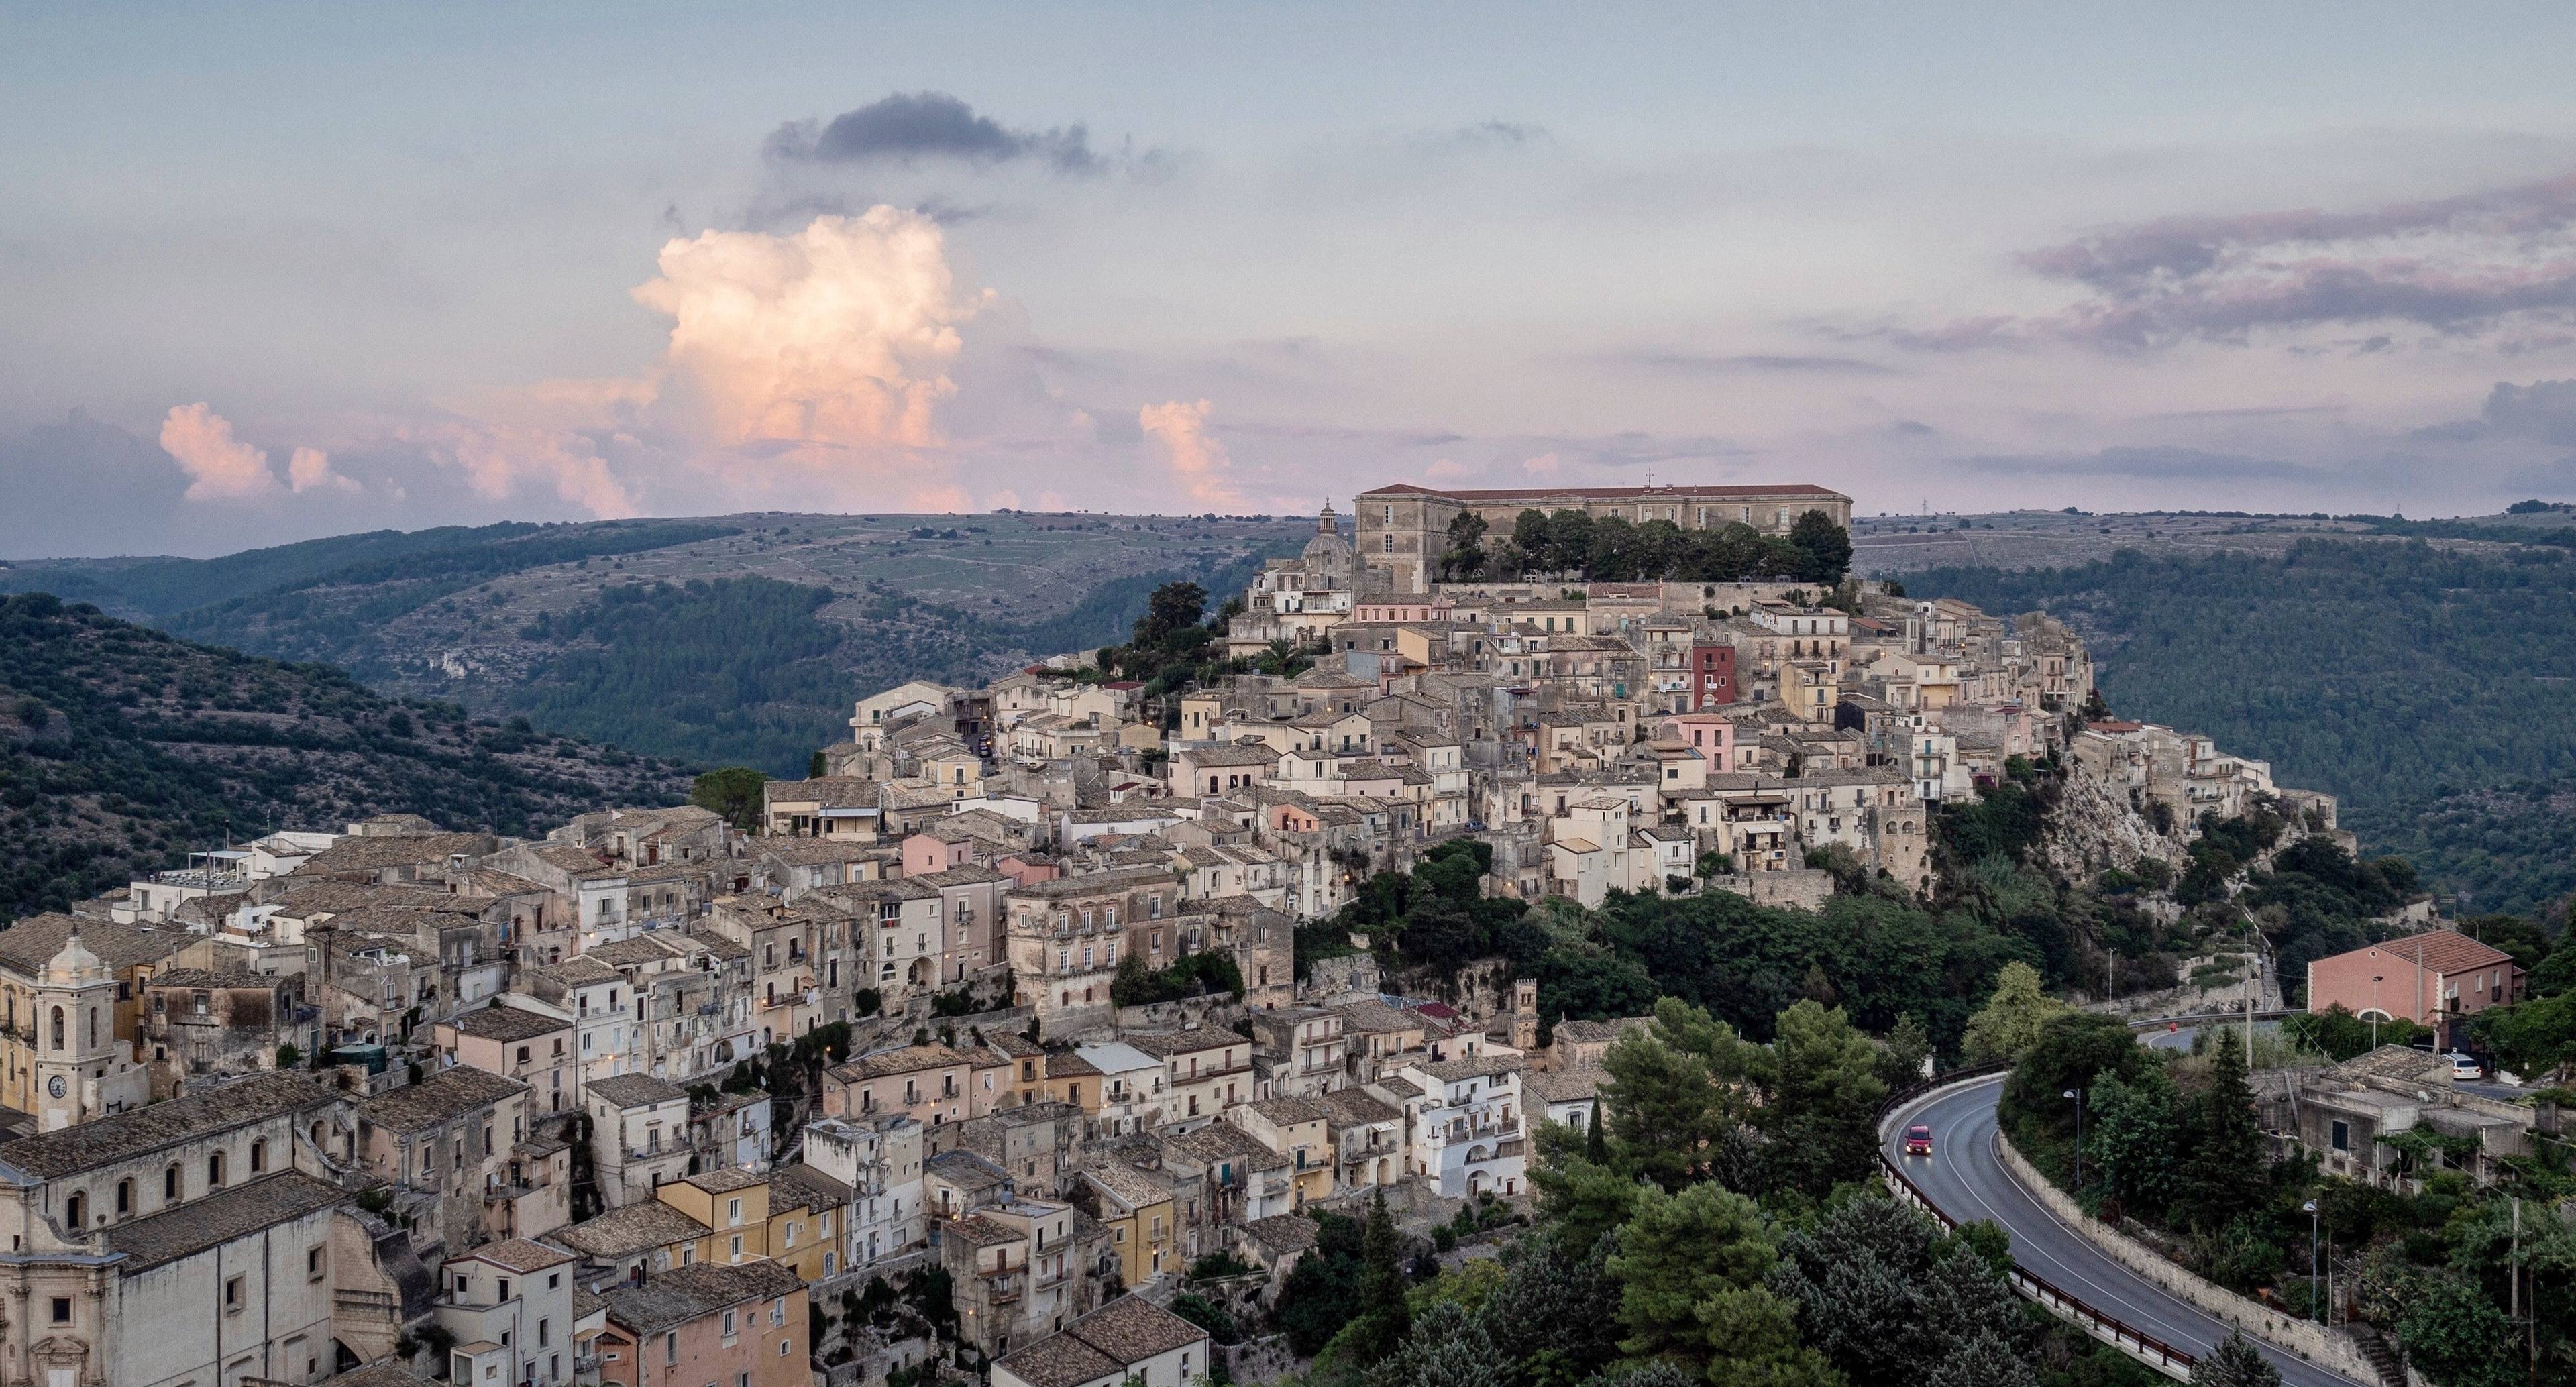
[33,934,142,1132]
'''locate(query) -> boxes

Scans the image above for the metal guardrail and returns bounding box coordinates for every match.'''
[1876,1065,2199,1379]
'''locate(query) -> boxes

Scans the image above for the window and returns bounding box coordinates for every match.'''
[250,1140,266,1174]
[666,1333,679,1365]
[771,1296,786,1327]
[2331,1121,2351,1153]
[309,1246,327,1281]
[164,1164,180,1200]
[48,1007,63,1052]
[498,1277,512,1302]
[115,1178,131,1217]
[207,1152,226,1187]
[727,1197,743,1225]
[49,1298,69,1325]
[722,1309,738,1339]
[64,1192,83,1228]
[224,1275,245,1313]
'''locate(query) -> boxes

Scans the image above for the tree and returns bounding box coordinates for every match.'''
[1599,1001,1758,1191]
[1529,1152,1641,1256]
[1768,1195,2026,1387]
[1440,511,1491,581]
[1475,1233,1623,1387]
[1352,1188,1411,1363]
[1876,1012,1932,1089]
[2086,1066,2182,1219]
[1605,1182,1783,1366]
[2188,1333,2280,1387]
[1367,1302,1500,1387]
[1132,581,1207,648]
[2174,1043,2268,1234]
[690,766,769,831]
[2396,1272,2520,1387]
[1511,510,1554,574]
[1788,510,1853,584]
[1760,1000,1888,1199]
[1169,1293,1242,1346]
[1962,962,2068,1064]
[808,749,828,777]
[1546,510,1595,576]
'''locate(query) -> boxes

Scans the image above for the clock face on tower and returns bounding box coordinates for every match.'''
[46,1076,66,1099]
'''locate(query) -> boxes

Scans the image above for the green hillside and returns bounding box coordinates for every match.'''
[0,591,692,918]
[1909,540,2576,913]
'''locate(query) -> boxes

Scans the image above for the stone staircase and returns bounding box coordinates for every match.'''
[2351,1324,2407,1387]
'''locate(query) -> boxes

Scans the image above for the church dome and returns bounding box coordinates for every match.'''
[1301,502,1353,565]
[40,933,108,989]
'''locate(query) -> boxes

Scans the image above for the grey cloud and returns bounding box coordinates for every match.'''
[1089,410,1144,447]
[2479,378,2576,445]
[1224,421,1466,448]
[1607,350,1897,377]
[2023,172,2576,295]
[1893,169,2576,352]
[765,91,1122,176]
[2412,378,2576,446]
[1891,420,1937,436]
[1961,445,2312,482]
[1456,121,1546,147]
[739,190,991,233]
[0,412,189,557]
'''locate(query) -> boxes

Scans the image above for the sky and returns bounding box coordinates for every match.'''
[11,3,2576,557]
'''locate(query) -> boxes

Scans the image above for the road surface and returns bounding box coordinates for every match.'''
[1885,1074,2365,1387]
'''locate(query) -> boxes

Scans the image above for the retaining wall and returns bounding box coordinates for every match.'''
[1992,1130,2378,1385]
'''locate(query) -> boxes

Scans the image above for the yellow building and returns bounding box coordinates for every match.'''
[655,1168,772,1265]
[764,1167,848,1282]
[1780,660,1841,726]
[652,1165,857,1284]
[1078,1164,1178,1286]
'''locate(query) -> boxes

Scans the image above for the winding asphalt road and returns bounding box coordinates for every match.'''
[1884,1074,2365,1387]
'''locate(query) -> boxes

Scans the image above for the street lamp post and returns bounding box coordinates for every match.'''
[2303,1199,2320,1323]
[2063,1087,2084,1190]
[2371,974,2384,1050]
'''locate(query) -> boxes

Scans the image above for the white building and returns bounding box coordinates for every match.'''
[1386,1056,1527,1199]
[437,1238,580,1387]
[802,1115,925,1270]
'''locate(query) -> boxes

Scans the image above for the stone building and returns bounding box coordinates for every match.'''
[1352,482,1853,593]
[141,968,316,1099]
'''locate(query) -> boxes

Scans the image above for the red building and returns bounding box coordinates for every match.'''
[2304,928,2524,1049]
[1688,643,1737,710]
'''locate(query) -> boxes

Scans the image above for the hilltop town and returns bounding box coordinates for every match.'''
[0,480,2549,1387]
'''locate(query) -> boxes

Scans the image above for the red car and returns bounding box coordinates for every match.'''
[1903,1124,1934,1157]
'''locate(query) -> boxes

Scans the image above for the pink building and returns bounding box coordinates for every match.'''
[1656,713,1737,770]
[596,1260,808,1387]
[902,831,973,877]
[2305,929,2524,1047]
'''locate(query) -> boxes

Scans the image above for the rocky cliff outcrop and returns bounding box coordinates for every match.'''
[2041,770,2186,881]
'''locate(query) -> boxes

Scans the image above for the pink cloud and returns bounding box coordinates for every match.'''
[1139,398,1242,508]
[631,209,979,456]
[287,446,357,494]
[158,403,280,500]
[404,422,638,520]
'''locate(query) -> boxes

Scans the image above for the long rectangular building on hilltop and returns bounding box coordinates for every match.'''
[1354,481,1853,593]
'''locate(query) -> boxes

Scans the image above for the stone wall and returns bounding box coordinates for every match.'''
[1116,994,1246,1032]
[1994,1131,2382,1385]
[1301,954,1383,1005]
[1707,870,1834,911]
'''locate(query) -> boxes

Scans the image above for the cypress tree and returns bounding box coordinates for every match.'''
[1354,1187,1410,1362]
[2178,1044,2268,1233]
